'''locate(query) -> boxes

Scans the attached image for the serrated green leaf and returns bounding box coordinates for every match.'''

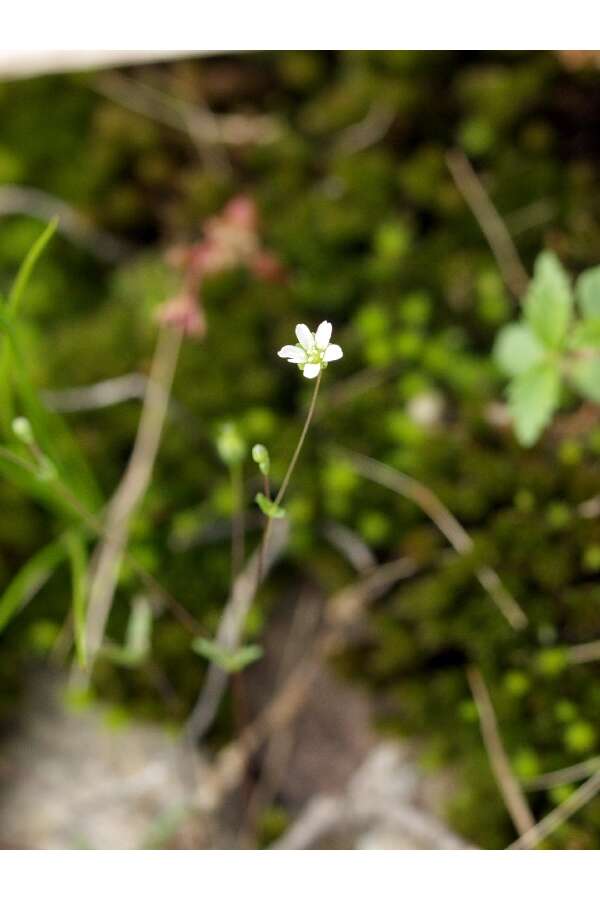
[191,637,263,673]
[570,357,600,403]
[570,318,600,349]
[255,492,286,518]
[493,322,545,376]
[524,251,573,349]
[576,266,600,319]
[507,361,561,446]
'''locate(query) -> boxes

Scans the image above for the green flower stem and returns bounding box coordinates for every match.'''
[274,370,322,507]
[263,472,271,501]
[255,370,322,592]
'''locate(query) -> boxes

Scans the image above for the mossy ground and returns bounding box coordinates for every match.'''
[2,52,600,847]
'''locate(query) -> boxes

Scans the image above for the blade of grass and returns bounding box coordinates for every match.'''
[7,218,59,313]
[0,308,101,509]
[65,531,88,669]
[0,218,58,433]
[0,534,68,634]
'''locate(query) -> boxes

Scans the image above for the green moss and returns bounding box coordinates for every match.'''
[2,51,600,849]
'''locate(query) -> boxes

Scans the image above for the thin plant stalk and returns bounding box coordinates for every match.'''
[186,371,322,743]
[255,371,321,592]
[230,461,245,583]
[84,325,182,676]
[229,459,248,737]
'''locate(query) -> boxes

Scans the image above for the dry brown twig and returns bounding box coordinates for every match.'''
[523,756,600,792]
[565,639,600,666]
[446,149,530,299]
[84,326,183,674]
[508,769,600,849]
[43,373,149,412]
[323,521,377,573]
[95,72,280,167]
[0,184,131,262]
[331,101,396,157]
[467,666,536,838]
[337,447,527,630]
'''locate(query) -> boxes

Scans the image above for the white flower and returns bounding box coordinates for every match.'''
[277,321,343,379]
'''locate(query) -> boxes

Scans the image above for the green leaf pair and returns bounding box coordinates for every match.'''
[255,491,286,518]
[191,637,263,673]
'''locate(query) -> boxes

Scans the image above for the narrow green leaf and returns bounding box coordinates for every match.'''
[7,218,59,314]
[0,445,95,527]
[0,535,68,634]
[255,491,286,518]
[0,309,102,509]
[576,266,600,319]
[570,357,600,403]
[507,361,561,446]
[0,219,58,431]
[493,322,545,376]
[524,251,573,349]
[101,597,152,668]
[65,532,88,669]
[126,597,153,659]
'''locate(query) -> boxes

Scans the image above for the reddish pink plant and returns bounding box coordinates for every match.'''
[158,195,284,339]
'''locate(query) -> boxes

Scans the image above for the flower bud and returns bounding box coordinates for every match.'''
[216,422,246,467]
[252,443,270,476]
[12,417,34,445]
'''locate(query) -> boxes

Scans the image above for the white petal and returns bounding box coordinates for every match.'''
[315,320,332,350]
[278,345,306,362]
[323,343,343,362]
[295,324,314,351]
[302,363,321,379]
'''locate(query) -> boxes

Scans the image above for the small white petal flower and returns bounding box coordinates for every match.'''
[277,320,343,378]
[277,344,307,363]
[314,320,332,350]
[295,323,314,352]
[302,363,321,379]
[323,343,343,362]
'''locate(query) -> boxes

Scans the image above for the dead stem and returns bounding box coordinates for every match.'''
[446,148,530,299]
[508,769,600,849]
[467,666,536,838]
[84,325,183,675]
[336,447,527,630]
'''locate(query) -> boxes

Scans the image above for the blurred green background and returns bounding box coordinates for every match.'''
[2,50,600,848]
